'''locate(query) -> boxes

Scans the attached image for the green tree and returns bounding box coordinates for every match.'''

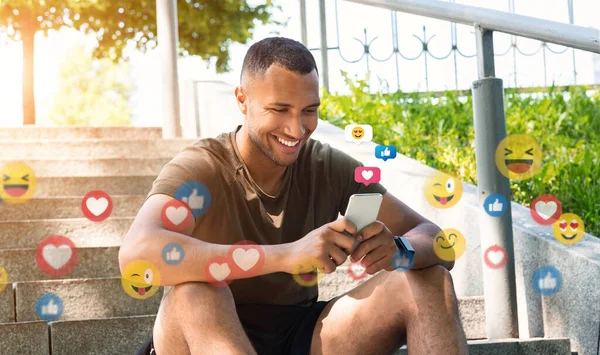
[0,0,277,125]
[48,36,132,126]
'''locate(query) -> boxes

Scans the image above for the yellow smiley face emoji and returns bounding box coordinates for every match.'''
[0,265,8,293]
[424,172,463,209]
[121,260,161,300]
[552,213,585,245]
[292,262,324,287]
[0,161,37,204]
[433,229,466,262]
[352,126,364,140]
[495,134,542,180]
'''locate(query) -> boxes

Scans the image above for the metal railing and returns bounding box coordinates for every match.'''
[312,0,600,341]
[303,0,600,92]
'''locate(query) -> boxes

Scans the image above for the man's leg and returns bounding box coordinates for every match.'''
[153,282,258,355]
[310,265,468,355]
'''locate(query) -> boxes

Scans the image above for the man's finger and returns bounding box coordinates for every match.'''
[359,245,388,269]
[351,234,384,262]
[327,246,349,266]
[328,217,358,236]
[356,221,385,241]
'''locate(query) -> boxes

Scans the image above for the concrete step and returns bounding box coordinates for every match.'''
[34,176,155,197]
[0,158,170,177]
[0,139,194,159]
[0,217,132,250]
[15,277,162,322]
[0,126,162,140]
[0,195,144,220]
[0,284,15,323]
[395,338,572,355]
[0,247,120,283]
[0,321,49,354]
[50,315,155,355]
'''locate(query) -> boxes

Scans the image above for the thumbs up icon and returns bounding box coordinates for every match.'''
[181,189,205,210]
[166,247,181,261]
[41,299,59,315]
[538,272,557,290]
[489,199,504,212]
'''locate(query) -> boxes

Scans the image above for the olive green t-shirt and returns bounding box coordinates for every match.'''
[147,125,387,306]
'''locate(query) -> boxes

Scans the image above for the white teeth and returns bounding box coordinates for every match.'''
[276,136,300,147]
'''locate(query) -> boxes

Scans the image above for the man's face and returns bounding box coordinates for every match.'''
[239,64,320,167]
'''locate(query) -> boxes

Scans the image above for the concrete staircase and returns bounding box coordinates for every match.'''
[0,127,572,354]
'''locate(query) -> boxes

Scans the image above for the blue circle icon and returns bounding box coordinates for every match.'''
[36,293,64,321]
[532,266,562,296]
[175,181,212,218]
[162,242,185,266]
[391,250,415,272]
[483,193,508,217]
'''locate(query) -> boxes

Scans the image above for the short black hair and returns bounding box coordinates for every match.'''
[240,37,318,84]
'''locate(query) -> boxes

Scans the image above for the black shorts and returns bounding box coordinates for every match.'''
[137,298,331,355]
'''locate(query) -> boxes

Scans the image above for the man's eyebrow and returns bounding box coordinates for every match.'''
[267,102,321,108]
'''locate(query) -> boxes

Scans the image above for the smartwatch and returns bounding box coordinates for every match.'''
[392,236,415,270]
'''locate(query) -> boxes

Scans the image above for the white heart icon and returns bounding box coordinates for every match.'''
[42,244,73,269]
[86,197,108,216]
[232,248,260,271]
[209,263,230,282]
[487,250,505,265]
[535,201,557,220]
[361,170,374,181]
[166,206,188,225]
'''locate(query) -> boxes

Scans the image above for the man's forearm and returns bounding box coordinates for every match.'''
[404,222,454,270]
[120,229,292,286]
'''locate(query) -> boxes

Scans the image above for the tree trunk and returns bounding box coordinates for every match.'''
[21,20,36,125]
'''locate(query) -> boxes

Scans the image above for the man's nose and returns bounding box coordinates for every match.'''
[285,114,306,139]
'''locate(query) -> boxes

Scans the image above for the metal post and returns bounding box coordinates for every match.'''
[472,26,519,339]
[300,0,308,46]
[318,0,330,91]
[156,0,182,138]
[568,0,577,83]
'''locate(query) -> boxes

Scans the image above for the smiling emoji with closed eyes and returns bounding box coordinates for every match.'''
[433,229,466,262]
[495,134,542,180]
[0,161,37,204]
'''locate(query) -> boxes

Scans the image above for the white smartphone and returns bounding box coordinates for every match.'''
[344,193,384,233]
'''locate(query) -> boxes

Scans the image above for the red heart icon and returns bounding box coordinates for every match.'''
[570,220,579,230]
[559,220,567,230]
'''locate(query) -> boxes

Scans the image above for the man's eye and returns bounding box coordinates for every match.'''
[304,109,317,114]
[271,108,286,113]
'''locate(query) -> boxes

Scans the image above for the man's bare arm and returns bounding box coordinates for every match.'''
[376,192,454,270]
[118,194,290,286]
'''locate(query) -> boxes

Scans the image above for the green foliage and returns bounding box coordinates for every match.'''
[47,37,132,126]
[320,73,600,238]
[0,0,279,71]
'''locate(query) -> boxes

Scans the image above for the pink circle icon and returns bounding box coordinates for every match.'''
[347,260,368,281]
[204,256,233,288]
[160,199,193,232]
[227,241,265,278]
[483,245,508,269]
[81,190,113,222]
[36,235,78,277]
[530,194,562,225]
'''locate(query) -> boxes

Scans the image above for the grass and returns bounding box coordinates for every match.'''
[319,73,600,238]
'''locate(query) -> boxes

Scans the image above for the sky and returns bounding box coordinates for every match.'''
[0,0,599,127]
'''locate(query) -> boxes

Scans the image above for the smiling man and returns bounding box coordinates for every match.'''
[121,37,468,355]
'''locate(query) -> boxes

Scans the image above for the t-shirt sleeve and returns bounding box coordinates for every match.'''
[146,145,224,201]
[325,145,387,215]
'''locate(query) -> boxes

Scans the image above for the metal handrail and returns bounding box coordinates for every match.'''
[346,0,600,54]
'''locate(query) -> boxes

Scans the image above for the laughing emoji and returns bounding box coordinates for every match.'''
[292,263,324,287]
[352,126,364,140]
[495,134,542,180]
[0,161,37,204]
[433,229,466,262]
[552,213,585,245]
[424,172,463,208]
[121,260,161,300]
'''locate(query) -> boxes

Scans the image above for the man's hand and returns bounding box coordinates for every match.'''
[284,218,358,275]
[350,221,398,275]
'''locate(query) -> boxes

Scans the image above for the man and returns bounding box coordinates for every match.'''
[120,37,468,355]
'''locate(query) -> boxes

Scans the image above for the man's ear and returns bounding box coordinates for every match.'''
[234,86,247,115]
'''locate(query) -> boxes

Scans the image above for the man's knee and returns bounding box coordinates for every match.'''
[160,282,236,320]
[390,265,458,312]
